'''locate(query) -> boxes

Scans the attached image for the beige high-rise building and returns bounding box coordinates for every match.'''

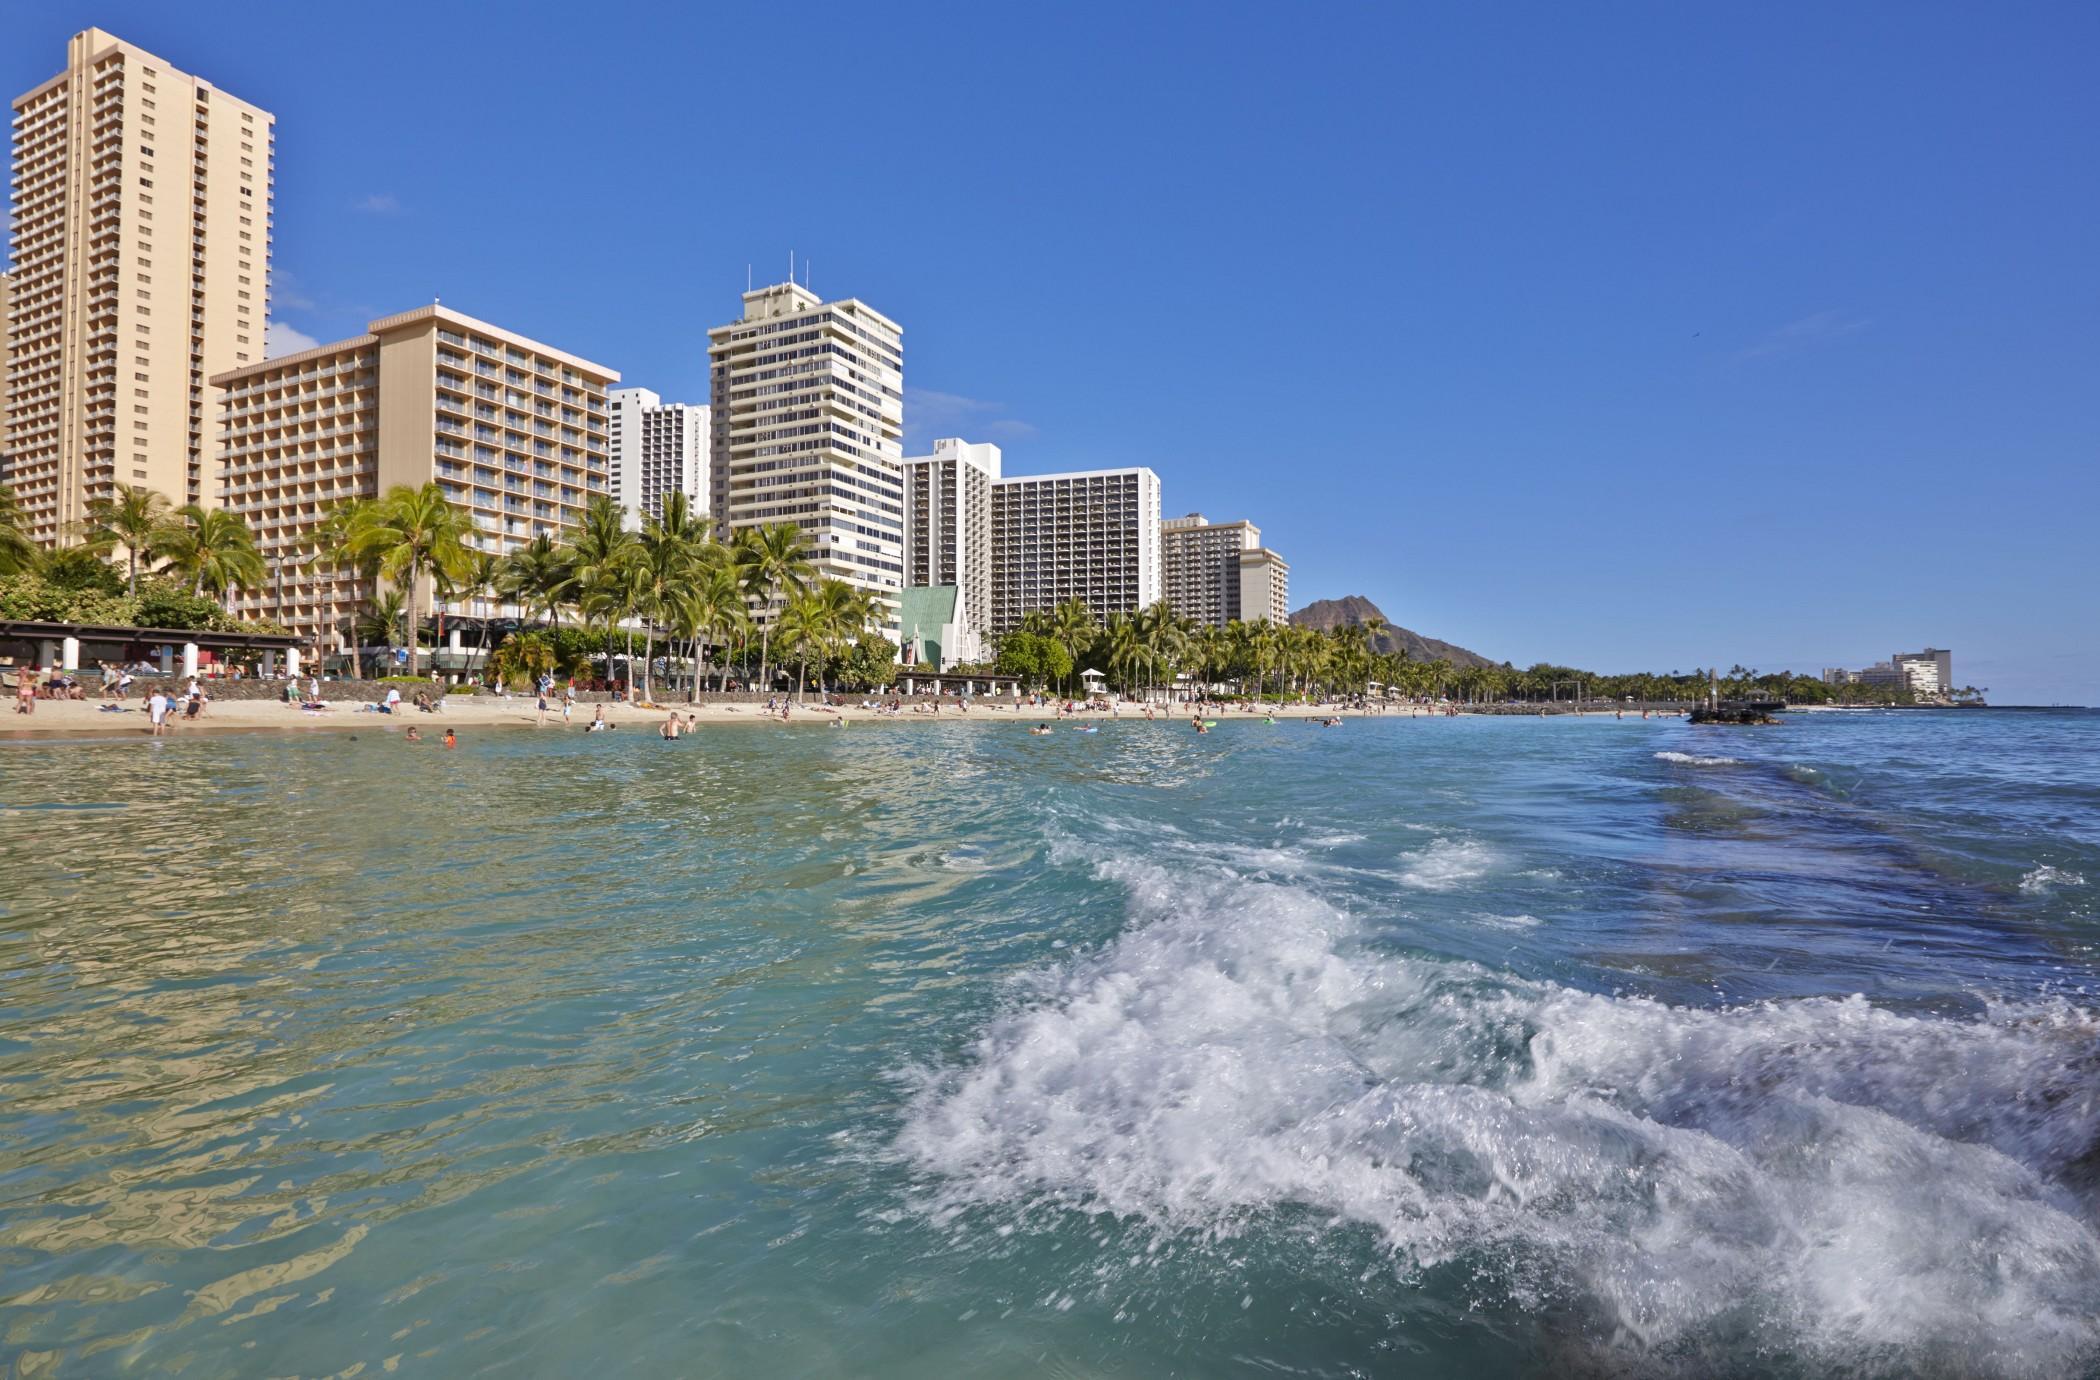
[0,271,12,478]
[1237,547,1290,626]
[6,27,273,546]
[708,281,905,624]
[213,305,616,648]
[1160,511,1261,627]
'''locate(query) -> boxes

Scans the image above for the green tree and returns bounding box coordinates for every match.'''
[635,492,714,701]
[733,522,814,691]
[80,483,172,595]
[155,503,265,599]
[0,484,36,577]
[502,532,572,629]
[345,483,476,678]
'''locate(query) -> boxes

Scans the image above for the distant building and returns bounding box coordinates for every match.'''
[902,438,1000,655]
[607,387,707,529]
[0,271,12,481]
[1160,512,1261,627]
[988,466,1161,634]
[1893,648,1953,697]
[8,27,274,546]
[1237,547,1290,625]
[213,304,617,648]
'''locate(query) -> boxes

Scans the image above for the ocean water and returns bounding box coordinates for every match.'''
[2,708,2097,1378]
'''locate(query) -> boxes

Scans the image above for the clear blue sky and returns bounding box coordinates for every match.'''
[10,1,2096,702]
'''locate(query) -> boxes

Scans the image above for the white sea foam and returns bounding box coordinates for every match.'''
[898,854,2100,1375]
[1654,750,1741,767]
[2021,865,2087,894]
[1398,838,1495,891]
[1472,912,1542,929]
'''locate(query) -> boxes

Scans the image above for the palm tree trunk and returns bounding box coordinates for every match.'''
[405,562,422,679]
[641,625,654,702]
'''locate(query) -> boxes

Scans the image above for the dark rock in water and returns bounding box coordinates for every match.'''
[1289,595,1497,669]
[1690,702,1784,725]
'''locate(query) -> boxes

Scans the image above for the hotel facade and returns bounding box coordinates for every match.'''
[707,281,905,624]
[607,387,707,530]
[212,305,617,646]
[6,27,273,545]
[901,437,1000,655]
[1237,547,1290,625]
[987,466,1161,635]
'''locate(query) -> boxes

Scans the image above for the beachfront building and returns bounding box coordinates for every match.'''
[987,466,1162,635]
[1160,511,1261,627]
[902,437,1000,656]
[0,271,12,477]
[6,27,273,546]
[607,387,707,530]
[1894,648,1953,697]
[1237,547,1291,626]
[212,304,617,648]
[707,281,905,627]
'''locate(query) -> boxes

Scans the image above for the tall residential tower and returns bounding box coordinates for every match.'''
[707,281,905,623]
[607,386,707,529]
[988,466,1162,634]
[6,28,273,545]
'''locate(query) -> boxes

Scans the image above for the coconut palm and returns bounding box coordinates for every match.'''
[459,550,504,678]
[358,589,408,669]
[155,503,265,599]
[771,587,835,703]
[1049,598,1098,695]
[675,564,750,697]
[733,522,813,691]
[80,483,171,594]
[344,483,475,678]
[502,533,571,629]
[635,492,714,700]
[0,483,37,577]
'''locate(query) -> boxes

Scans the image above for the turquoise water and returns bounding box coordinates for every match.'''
[3,709,2097,1377]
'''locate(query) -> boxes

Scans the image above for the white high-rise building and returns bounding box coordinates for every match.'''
[607,386,707,529]
[708,281,905,624]
[988,466,1161,634]
[902,437,1001,646]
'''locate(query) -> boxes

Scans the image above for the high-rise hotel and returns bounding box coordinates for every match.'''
[212,305,617,646]
[707,281,905,623]
[1161,511,1290,626]
[988,466,1162,635]
[5,28,273,545]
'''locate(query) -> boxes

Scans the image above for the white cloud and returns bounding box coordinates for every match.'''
[1738,309,1871,361]
[904,386,1035,451]
[353,192,402,215]
[267,321,322,358]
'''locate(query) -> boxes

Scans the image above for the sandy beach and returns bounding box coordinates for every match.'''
[0,693,1438,739]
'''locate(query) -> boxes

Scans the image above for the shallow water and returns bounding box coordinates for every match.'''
[2,709,2097,1377]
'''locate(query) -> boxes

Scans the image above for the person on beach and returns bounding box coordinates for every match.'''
[562,686,574,726]
[443,728,456,748]
[147,689,169,735]
[384,686,402,715]
[662,712,681,739]
[590,704,608,732]
[536,689,550,727]
[14,669,36,714]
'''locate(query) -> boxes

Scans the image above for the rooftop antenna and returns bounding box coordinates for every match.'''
[805,259,812,293]
[746,264,752,292]
[789,249,795,286]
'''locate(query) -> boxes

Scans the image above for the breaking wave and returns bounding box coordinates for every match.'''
[897,851,2100,1375]
[2021,865,2087,895]
[1397,838,1496,890]
[1654,750,1741,767]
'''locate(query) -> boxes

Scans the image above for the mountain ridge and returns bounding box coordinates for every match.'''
[1288,596,1497,670]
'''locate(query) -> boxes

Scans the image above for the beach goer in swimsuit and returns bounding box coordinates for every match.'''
[406,726,422,742]
[148,690,169,735]
[443,728,456,748]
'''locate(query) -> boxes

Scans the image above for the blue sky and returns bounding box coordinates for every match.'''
[9,2,2096,702]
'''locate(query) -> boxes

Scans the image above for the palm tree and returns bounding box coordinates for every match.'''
[675,564,749,697]
[358,590,408,669]
[733,522,813,691]
[155,503,265,599]
[772,586,837,703]
[635,492,713,701]
[309,497,379,676]
[1049,597,1098,695]
[0,483,37,577]
[80,483,171,594]
[345,483,475,678]
[559,495,638,687]
[502,533,570,629]
[460,550,504,679]
[813,578,879,695]
[1100,612,1142,696]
